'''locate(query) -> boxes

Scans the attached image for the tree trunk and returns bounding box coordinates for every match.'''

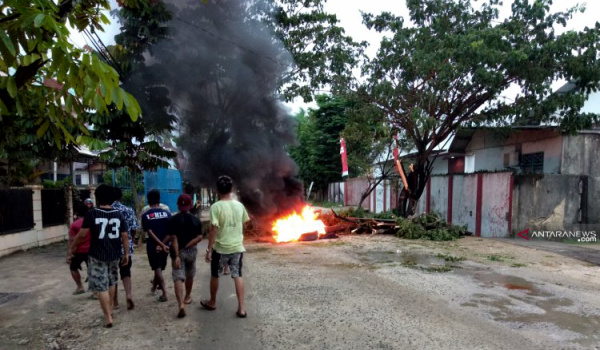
[129,168,141,215]
[399,160,430,217]
[356,177,383,210]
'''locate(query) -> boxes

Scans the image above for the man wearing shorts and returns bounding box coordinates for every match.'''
[112,188,139,310]
[67,204,90,295]
[142,190,171,302]
[167,194,202,318]
[202,175,249,318]
[69,184,129,328]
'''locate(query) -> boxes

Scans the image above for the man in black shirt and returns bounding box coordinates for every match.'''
[167,194,202,318]
[142,189,171,302]
[70,185,129,328]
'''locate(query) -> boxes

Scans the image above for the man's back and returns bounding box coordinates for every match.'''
[210,200,249,254]
[169,212,202,252]
[84,208,128,262]
[142,208,171,251]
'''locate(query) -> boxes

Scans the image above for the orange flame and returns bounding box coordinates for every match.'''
[272,206,326,243]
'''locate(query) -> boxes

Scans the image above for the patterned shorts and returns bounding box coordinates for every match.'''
[211,251,243,278]
[88,256,119,292]
[172,247,197,282]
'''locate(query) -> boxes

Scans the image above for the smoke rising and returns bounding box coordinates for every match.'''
[152,0,304,217]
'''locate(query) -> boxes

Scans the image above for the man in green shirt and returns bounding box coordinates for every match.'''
[201,175,250,318]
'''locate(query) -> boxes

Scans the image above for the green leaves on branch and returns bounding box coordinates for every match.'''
[0,0,142,151]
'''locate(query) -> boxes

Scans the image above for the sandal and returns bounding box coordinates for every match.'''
[236,311,247,318]
[158,295,168,302]
[200,300,216,310]
[73,289,85,295]
[177,308,186,318]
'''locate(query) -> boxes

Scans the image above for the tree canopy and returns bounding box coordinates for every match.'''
[0,0,142,148]
[290,94,388,195]
[358,0,600,212]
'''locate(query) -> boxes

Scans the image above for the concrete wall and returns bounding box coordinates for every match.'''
[512,174,599,233]
[418,173,513,237]
[466,129,563,173]
[561,133,600,176]
[339,178,398,213]
[452,175,477,233]
[0,185,69,257]
[327,182,345,204]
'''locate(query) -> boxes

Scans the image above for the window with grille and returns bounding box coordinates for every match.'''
[521,152,544,174]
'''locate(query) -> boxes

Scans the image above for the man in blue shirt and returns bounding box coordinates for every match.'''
[142,190,171,302]
[112,187,139,310]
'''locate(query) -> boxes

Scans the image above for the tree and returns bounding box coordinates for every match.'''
[290,94,391,205]
[85,0,176,212]
[0,0,141,148]
[264,0,366,102]
[360,0,600,215]
[290,95,350,195]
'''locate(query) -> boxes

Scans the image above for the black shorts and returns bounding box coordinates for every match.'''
[70,253,88,271]
[148,251,168,271]
[119,256,133,279]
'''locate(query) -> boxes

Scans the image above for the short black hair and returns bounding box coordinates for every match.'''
[113,187,123,201]
[95,184,114,206]
[216,175,233,195]
[75,203,88,217]
[147,189,160,206]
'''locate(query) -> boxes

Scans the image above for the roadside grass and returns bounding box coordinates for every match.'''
[510,263,527,268]
[486,254,515,262]
[436,253,466,262]
[311,240,348,248]
[310,201,344,208]
[424,265,453,273]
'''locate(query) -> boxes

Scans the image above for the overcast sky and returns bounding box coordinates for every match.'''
[70,0,600,113]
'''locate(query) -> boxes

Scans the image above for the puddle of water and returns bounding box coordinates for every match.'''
[459,270,600,346]
[504,283,533,292]
[455,269,547,296]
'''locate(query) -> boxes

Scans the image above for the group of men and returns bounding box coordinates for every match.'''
[67,175,249,327]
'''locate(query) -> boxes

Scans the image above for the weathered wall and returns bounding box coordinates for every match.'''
[561,133,600,176]
[513,174,599,233]
[338,178,397,213]
[452,175,477,234]
[466,129,562,173]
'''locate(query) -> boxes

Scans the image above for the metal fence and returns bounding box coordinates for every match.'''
[0,189,34,234]
[41,189,67,227]
[144,168,183,212]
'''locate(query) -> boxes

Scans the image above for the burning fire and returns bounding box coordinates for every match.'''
[272,206,326,242]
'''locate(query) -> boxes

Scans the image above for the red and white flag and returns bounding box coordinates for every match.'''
[340,137,348,177]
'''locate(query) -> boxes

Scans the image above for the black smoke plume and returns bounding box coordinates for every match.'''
[150,0,304,217]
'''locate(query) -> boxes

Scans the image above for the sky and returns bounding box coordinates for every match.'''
[70,0,600,113]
